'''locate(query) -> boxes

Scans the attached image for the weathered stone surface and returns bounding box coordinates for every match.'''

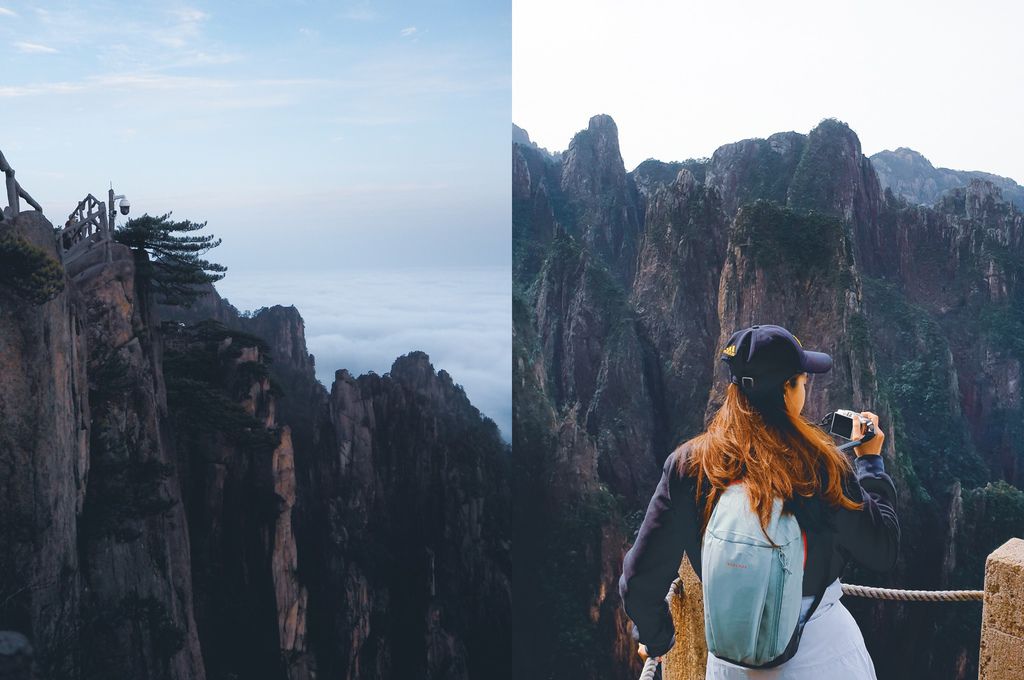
[74,243,205,680]
[0,212,88,678]
[664,557,707,680]
[981,539,1024,647]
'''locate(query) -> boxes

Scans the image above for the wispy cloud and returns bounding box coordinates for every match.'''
[152,7,209,48]
[0,74,327,98]
[338,2,376,21]
[400,26,417,37]
[14,41,58,54]
[0,7,17,17]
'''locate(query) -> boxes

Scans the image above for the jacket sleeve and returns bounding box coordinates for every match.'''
[618,451,691,658]
[833,453,900,572]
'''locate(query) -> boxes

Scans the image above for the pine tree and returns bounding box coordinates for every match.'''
[114,212,227,307]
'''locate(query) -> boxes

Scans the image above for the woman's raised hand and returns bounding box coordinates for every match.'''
[638,643,663,664]
[852,411,885,457]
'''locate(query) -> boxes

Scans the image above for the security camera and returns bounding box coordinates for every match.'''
[119,198,130,216]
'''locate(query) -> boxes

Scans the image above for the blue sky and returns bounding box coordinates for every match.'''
[2,0,510,271]
[2,0,512,440]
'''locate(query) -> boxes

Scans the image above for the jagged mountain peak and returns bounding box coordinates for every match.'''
[562,114,626,184]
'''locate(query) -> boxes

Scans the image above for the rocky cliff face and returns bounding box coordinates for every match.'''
[0,213,90,679]
[513,116,1024,680]
[1,211,510,679]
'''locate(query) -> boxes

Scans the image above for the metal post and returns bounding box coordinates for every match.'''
[108,186,115,234]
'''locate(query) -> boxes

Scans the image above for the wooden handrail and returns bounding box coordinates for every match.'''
[0,148,43,217]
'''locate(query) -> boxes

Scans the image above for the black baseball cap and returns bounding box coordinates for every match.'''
[720,324,832,395]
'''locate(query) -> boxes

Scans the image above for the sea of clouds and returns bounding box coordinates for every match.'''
[215,266,511,443]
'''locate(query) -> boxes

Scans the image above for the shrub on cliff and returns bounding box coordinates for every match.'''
[114,212,226,306]
[0,234,65,303]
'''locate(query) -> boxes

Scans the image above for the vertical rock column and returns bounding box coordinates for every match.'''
[70,243,205,680]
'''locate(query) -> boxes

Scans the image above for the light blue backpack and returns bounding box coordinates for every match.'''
[701,482,805,667]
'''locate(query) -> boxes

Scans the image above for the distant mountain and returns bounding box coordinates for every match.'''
[871,147,1024,209]
[512,123,561,161]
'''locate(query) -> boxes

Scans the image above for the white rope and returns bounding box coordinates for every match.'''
[840,583,983,602]
[638,657,660,680]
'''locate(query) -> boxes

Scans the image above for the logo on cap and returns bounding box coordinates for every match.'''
[723,345,737,357]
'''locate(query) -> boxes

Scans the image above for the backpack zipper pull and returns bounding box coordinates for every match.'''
[778,549,792,575]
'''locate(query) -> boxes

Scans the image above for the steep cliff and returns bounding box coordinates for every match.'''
[513,115,1024,680]
[0,213,89,679]
[303,351,511,680]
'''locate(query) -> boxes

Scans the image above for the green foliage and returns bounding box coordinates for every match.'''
[84,458,178,541]
[114,212,226,307]
[733,141,802,209]
[954,481,1024,589]
[862,276,988,492]
[978,304,1024,361]
[162,320,280,456]
[732,200,846,277]
[0,234,65,303]
[538,486,623,664]
[787,118,854,214]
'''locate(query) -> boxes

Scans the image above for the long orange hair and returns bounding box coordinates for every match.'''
[676,374,862,538]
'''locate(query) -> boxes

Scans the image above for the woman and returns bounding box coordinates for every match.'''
[618,324,900,679]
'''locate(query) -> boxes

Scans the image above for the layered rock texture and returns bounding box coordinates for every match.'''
[0,210,510,679]
[513,115,1024,680]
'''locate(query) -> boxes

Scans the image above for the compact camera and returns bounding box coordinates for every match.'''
[819,409,874,442]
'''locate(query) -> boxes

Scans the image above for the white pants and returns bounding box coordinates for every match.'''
[705,579,877,680]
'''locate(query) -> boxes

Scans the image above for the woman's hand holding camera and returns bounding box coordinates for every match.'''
[851,411,885,457]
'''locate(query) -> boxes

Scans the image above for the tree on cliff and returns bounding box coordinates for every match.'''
[114,212,227,306]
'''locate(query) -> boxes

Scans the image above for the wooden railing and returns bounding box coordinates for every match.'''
[59,193,111,261]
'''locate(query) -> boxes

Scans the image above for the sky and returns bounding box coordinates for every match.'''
[513,0,1024,181]
[1,0,511,440]
[2,0,510,271]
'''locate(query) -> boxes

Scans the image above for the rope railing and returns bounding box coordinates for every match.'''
[840,584,982,602]
[667,577,982,602]
[640,578,984,678]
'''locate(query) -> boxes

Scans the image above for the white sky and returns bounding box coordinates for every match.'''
[513,0,1024,181]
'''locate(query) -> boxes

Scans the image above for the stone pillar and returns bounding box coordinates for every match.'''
[979,537,1024,679]
[664,555,707,680]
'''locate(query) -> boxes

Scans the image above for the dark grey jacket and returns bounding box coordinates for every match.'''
[618,442,900,658]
